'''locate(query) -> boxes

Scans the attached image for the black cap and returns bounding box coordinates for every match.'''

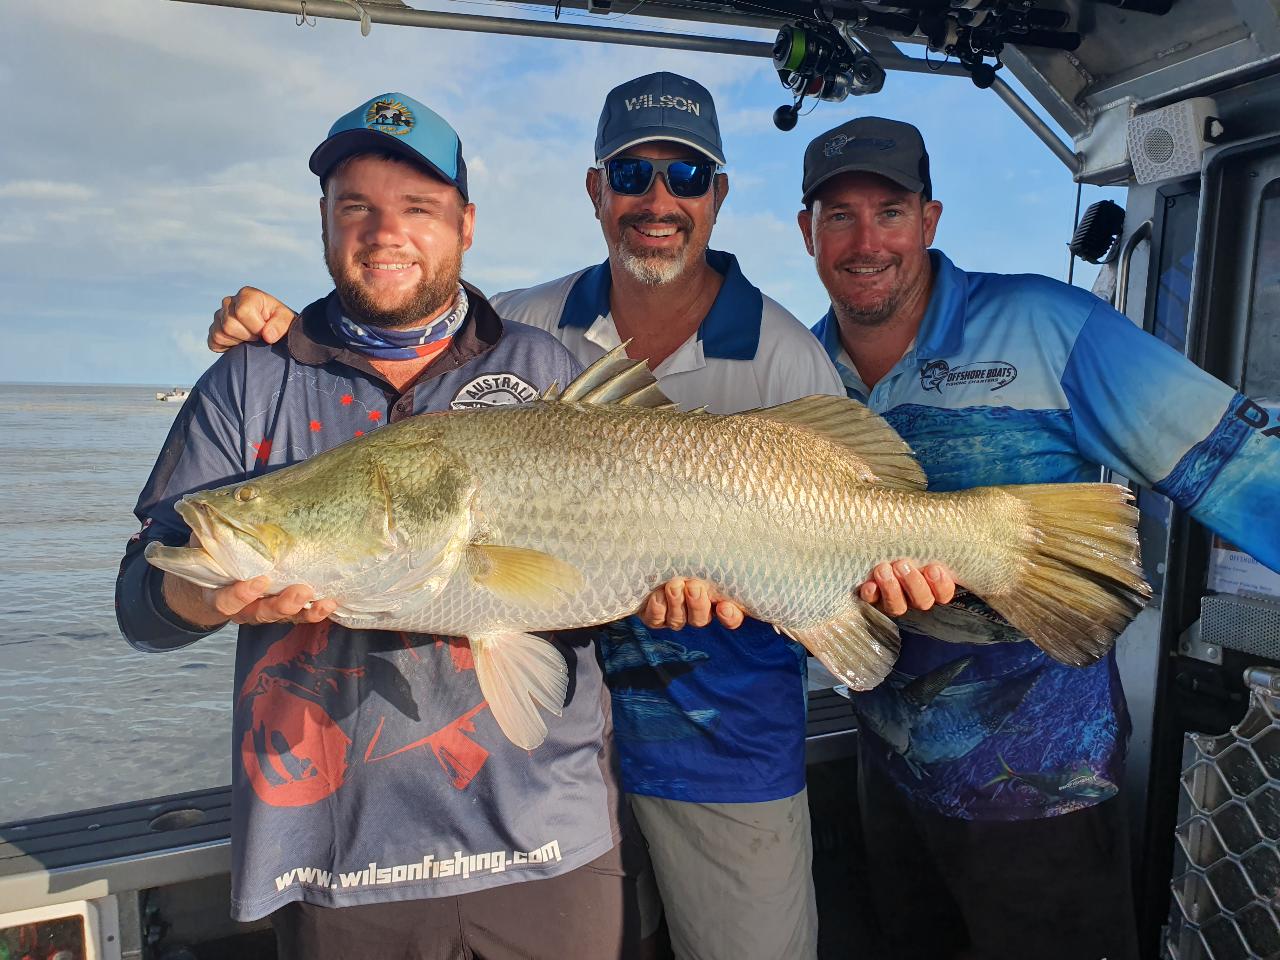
[801,117,931,205]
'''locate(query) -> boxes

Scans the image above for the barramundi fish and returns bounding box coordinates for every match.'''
[147,346,1151,750]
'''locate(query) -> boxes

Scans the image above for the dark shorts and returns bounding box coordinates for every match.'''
[271,838,649,960]
[857,747,1140,960]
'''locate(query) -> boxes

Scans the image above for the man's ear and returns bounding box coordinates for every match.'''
[797,208,816,257]
[460,202,477,253]
[586,167,603,221]
[712,172,729,218]
[922,198,943,247]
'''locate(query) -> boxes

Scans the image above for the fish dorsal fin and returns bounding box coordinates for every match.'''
[556,343,678,410]
[741,396,927,491]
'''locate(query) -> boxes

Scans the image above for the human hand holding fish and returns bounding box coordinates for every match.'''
[645,561,957,630]
[146,346,1151,751]
[161,567,338,628]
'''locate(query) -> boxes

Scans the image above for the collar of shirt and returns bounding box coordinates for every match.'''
[287,280,502,386]
[557,249,765,364]
[811,249,968,399]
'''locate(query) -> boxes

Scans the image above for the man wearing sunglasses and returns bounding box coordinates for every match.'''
[203,73,954,959]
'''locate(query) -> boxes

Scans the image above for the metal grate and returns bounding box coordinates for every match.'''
[1202,595,1280,662]
[1167,668,1280,959]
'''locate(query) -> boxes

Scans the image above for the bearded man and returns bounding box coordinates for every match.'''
[117,93,653,960]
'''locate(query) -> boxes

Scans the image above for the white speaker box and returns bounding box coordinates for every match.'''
[1126,97,1223,184]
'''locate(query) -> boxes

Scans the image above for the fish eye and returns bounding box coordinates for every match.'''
[234,485,259,503]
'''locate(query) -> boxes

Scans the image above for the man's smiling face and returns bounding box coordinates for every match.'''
[588,140,727,286]
[799,171,941,328]
[322,154,475,328]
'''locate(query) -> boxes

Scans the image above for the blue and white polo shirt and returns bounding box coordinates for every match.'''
[495,251,845,803]
[815,249,1280,820]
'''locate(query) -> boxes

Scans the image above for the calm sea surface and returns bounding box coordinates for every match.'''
[0,383,236,824]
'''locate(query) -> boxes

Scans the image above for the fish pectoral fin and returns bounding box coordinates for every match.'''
[738,396,927,491]
[144,543,235,590]
[780,601,901,690]
[471,632,569,751]
[467,544,584,607]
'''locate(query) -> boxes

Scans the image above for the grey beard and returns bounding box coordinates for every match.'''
[617,247,688,285]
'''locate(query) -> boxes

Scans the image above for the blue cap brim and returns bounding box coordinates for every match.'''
[309,129,466,200]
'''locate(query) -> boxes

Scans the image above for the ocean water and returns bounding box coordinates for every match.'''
[0,383,236,824]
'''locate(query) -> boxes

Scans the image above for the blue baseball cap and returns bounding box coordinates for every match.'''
[309,92,469,201]
[594,72,725,166]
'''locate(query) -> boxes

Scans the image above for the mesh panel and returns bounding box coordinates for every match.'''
[1201,595,1280,661]
[1168,670,1280,959]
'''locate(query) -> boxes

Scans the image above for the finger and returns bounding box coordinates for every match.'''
[924,564,957,605]
[640,589,667,629]
[267,584,318,619]
[211,576,271,618]
[293,597,338,624]
[684,580,713,628]
[663,578,687,630]
[714,600,745,630]
[872,562,908,617]
[858,580,880,605]
[261,308,297,345]
[894,560,935,612]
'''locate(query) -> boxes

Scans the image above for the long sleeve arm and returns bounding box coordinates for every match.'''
[1062,303,1280,573]
[116,360,249,650]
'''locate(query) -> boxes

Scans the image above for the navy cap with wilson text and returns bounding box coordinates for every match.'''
[309,92,469,201]
[595,72,725,165]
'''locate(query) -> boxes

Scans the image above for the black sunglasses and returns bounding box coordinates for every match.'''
[603,156,719,199]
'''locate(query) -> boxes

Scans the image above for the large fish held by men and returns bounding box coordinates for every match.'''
[147,347,1151,749]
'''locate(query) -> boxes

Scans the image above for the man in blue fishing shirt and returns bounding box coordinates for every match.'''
[795,116,1280,960]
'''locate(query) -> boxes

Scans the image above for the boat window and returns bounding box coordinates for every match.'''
[1149,187,1200,352]
[1245,178,1280,400]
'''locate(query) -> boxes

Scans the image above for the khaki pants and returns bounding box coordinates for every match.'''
[630,790,818,960]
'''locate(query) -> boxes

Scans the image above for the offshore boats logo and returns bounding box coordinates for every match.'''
[920,359,1018,393]
[365,99,415,136]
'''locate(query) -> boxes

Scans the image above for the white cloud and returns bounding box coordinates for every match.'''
[0,180,97,201]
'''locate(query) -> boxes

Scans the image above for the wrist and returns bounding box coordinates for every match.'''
[161,573,228,630]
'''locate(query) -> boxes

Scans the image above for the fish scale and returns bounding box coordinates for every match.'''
[148,346,1151,750]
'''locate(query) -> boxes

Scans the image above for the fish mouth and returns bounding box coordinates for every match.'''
[175,496,278,574]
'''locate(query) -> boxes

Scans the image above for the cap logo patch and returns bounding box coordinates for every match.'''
[623,93,702,117]
[824,134,896,157]
[364,99,415,137]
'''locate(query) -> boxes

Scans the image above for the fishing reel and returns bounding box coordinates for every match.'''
[772,21,885,131]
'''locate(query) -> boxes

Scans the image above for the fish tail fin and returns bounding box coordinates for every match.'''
[983,483,1151,666]
[470,632,569,751]
[781,601,901,690]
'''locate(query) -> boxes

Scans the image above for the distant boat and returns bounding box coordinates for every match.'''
[155,388,190,402]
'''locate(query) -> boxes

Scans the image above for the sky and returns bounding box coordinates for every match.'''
[1,0,1120,385]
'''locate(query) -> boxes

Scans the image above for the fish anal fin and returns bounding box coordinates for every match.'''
[471,632,569,750]
[556,343,678,409]
[741,396,927,491]
[780,601,901,690]
[467,544,584,606]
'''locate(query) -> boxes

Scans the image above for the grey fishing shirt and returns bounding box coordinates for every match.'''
[116,285,624,921]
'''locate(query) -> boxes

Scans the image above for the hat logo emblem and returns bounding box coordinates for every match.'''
[823,135,849,157]
[364,99,415,137]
